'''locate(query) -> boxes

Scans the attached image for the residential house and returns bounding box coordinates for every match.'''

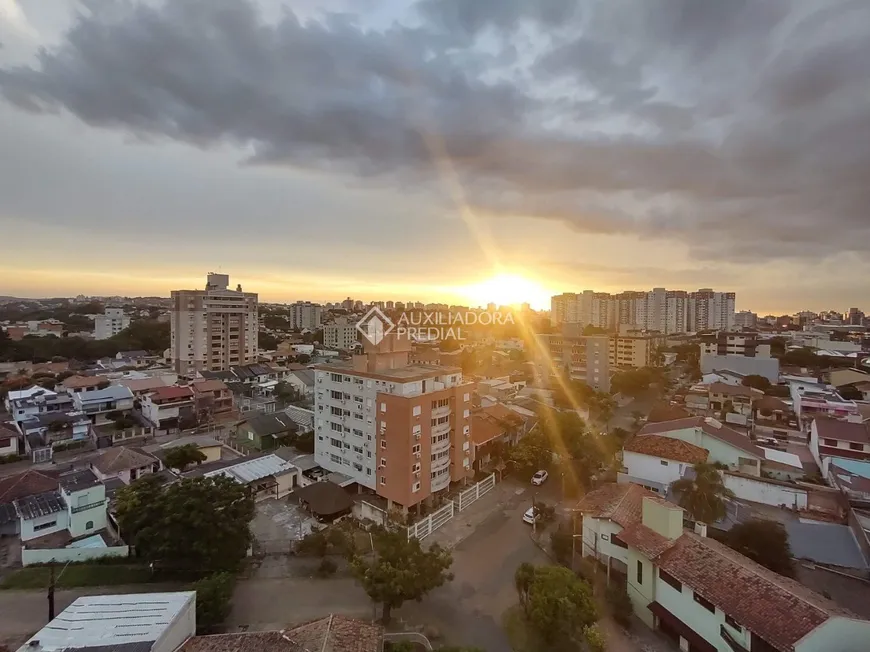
[150,435,224,465]
[116,350,155,368]
[0,422,19,457]
[72,385,135,426]
[577,485,870,652]
[700,370,746,387]
[823,458,870,502]
[186,453,300,501]
[117,376,168,397]
[636,417,764,476]
[18,411,92,462]
[0,469,60,537]
[826,369,870,401]
[620,435,709,493]
[233,411,298,455]
[283,405,316,433]
[810,417,870,468]
[140,385,195,431]
[178,615,384,652]
[90,446,161,485]
[708,382,763,425]
[17,591,196,652]
[752,395,796,439]
[285,369,315,398]
[62,375,109,393]
[471,404,525,471]
[190,379,234,422]
[788,377,858,424]
[7,388,74,425]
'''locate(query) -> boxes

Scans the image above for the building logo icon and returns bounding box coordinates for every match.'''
[357,307,394,345]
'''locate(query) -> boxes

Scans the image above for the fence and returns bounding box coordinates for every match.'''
[407,473,496,540]
[22,544,129,566]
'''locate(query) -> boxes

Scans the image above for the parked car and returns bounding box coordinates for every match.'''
[531,470,548,485]
[522,506,537,525]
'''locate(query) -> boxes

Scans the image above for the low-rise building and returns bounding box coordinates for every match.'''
[810,417,870,468]
[18,591,195,652]
[90,446,161,485]
[285,369,315,397]
[787,377,858,423]
[620,435,709,493]
[62,375,109,393]
[191,379,234,422]
[189,452,300,501]
[150,434,224,465]
[72,385,135,426]
[7,388,74,425]
[577,485,870,652]
[233,411,298,455]
[0,422,18,457]
[140,385,195,431]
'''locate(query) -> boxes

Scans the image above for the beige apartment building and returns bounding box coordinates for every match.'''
[170,273,258,375]
[610,334,664,369]
[313,334,474,512]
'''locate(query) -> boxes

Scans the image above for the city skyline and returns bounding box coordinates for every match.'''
[2,2,869,315]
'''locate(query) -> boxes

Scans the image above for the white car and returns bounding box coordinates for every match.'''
[522,506,538,525]
[531,470,548,486]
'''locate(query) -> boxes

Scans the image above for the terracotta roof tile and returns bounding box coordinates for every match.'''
[285,614,384,652]
[814,416,870,445]
[150,385,195,400]
[91,447,158,475]
[180,631,295,652]
[657,532,852,652]
[638,417,706,436]
[616,522,678,558]
[575,483,659,528]
[647,404,691,423]
[0,469,60,504]
[639,417,763,459]
[624,434,709,464]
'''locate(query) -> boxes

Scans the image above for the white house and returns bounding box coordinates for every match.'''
[636,417,764,476]
[6,388,75,425]
[620,434,709,493]
[809,416,870,468]
[90,447,162,485]
[285,369,315,397]
[577,486,870,652]
[140,385,195,430]
[0,423,18,457]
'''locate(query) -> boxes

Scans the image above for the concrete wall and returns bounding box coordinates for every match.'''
[20,510,69,542]
[626,547,655,627]
[724,473,808,509]
[353,499,388,526]
[153,593,197,652]
[797,617,870,652]
[21,544,129,566]
[623,451,690,487]
[580,517,627,566]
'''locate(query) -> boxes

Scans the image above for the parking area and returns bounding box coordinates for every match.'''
[250,498,317,555]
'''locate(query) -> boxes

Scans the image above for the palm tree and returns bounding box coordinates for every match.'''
[672,462,734,524]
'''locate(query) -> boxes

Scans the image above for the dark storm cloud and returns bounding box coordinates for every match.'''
[1,0,869,260]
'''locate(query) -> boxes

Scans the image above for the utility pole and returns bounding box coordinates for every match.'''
[47,564,55,622]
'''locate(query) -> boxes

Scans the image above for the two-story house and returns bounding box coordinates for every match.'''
[18,411,93,462]
[810,416,870,468]
[7,388,75,425]
[73,385,135,426]
[577,485,870,651]
[140,385,195,431]
[708,382,763,425]
[620,435,709,494]
[233,412,298,455]
[190,379,234,422]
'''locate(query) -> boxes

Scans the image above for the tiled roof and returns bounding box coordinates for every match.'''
[638,417,706,436]
[471,414,506,446]
[191,379,228,393]
[0,469,60,504]
[62,375,108,389]
[639,416,763,458]
[624,435,708,464]
[814,417,870,445]
[119,377,168,393]
[646,404,691,423]
[284,614,383,652]
[657,532,852,652]
[14,490,65,519]
[180,632,296,652]
[150,385,195,401]
[91,447,158,475]
[575,483,659,527]
[616,522,677,558]
[754,395,791,412]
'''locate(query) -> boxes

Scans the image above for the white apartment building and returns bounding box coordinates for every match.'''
[93,308,131,340]
[323,318,359,350]
[313,335,473,511]
[288,301,323,330]
[550,288,733,335]
[170,273,258,375]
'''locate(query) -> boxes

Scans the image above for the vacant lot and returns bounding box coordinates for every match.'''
[1,564,152,590]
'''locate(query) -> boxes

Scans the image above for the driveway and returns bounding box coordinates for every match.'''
[250,498,317,555]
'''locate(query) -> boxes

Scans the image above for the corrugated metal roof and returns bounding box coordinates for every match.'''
[14,490,65,519]
[205,454,296,484]
[21,591,195,651]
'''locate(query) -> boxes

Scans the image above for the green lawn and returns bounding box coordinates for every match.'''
[0,564,153,590]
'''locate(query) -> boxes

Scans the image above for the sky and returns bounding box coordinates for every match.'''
[1,0,869,314]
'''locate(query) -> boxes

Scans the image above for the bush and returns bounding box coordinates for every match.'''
[53,440,87,453]
[296,531,329,557]
[575,558,598,585]
[315,558,337,577]
[0,454,24,465]
[191,572,236,634]
[606,585,633,629]
[583,623,607,652]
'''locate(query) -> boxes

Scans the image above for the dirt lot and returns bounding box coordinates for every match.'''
[250,498,317,554]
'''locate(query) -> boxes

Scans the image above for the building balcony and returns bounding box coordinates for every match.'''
[432,437,451,454]
[431,455,451,472]
[432,421,451,436]
[431,471,450,492]
[432,405,451,418]
[71,499,106,514]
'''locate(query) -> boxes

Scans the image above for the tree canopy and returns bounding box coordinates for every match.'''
[610,367,663,397]
[742,375,772,391]
[163,444,208,472]
[672,462,734,524]
[725,519,795,578]
[192,572,236,633]
[115,475,255,573]
[350,527,453,623]
[515,564,598,650]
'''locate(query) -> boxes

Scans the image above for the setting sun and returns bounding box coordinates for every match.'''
[459,273,552,309]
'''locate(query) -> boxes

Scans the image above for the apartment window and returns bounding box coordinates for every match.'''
[432,398,449,409]
[823,438,838,447]
[693,592,715,613]
[380,457,386,467]
[412,463,421,473]
[380,477,386,486]
[611,534,627,549]
[381,440,386,449]
[850,443,863,451]
[353,463,363,472]
[412,425,422,435]
[413,482,421,493]
[380,403,387,412]
[330,422,342,432]
[366,451,372,458]
[413,405,422,417]
[354,395,363,402]
[331,390,343,400]
[353,413,363,420]
[343,442,351,449]
[659,569,682,591]
[725,615,742,632]
[343,409,351,416]
[85,520,94,530]
[330,373,343,382]
[463,409,470,418]
[330,438,342,449]
[353,428,363,436]
[331,406,343,416]
[34,520,57,532]
[463,393,470,402]
[353,445,363,454]
[660,459,669,466]
[636,560,643,585]
[412,444,421,454]
[366,468,372,476]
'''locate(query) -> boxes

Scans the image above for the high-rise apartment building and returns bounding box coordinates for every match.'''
[549,288,734,334]
[313,334,473,511]
[536,326,611,392]
[170,273,258,375]
[323,318,359,350]
[288,301,323,331]
[93,307,131,340]
[734,311,758,329]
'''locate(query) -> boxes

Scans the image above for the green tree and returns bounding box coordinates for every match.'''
[671,462,734,524]
[258,331,280,350]
[191,572,236,633]
[350,527,453,624]
[550,523,573,566]
[725,519,795,578]
[525,565,598,649]
[163,444,208,472]
[514,562,536,612]
[110,320,170,353]
[742,375,772,391]
[583,623,607,652]
[115,475,255,573]
[507,432,552,479]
